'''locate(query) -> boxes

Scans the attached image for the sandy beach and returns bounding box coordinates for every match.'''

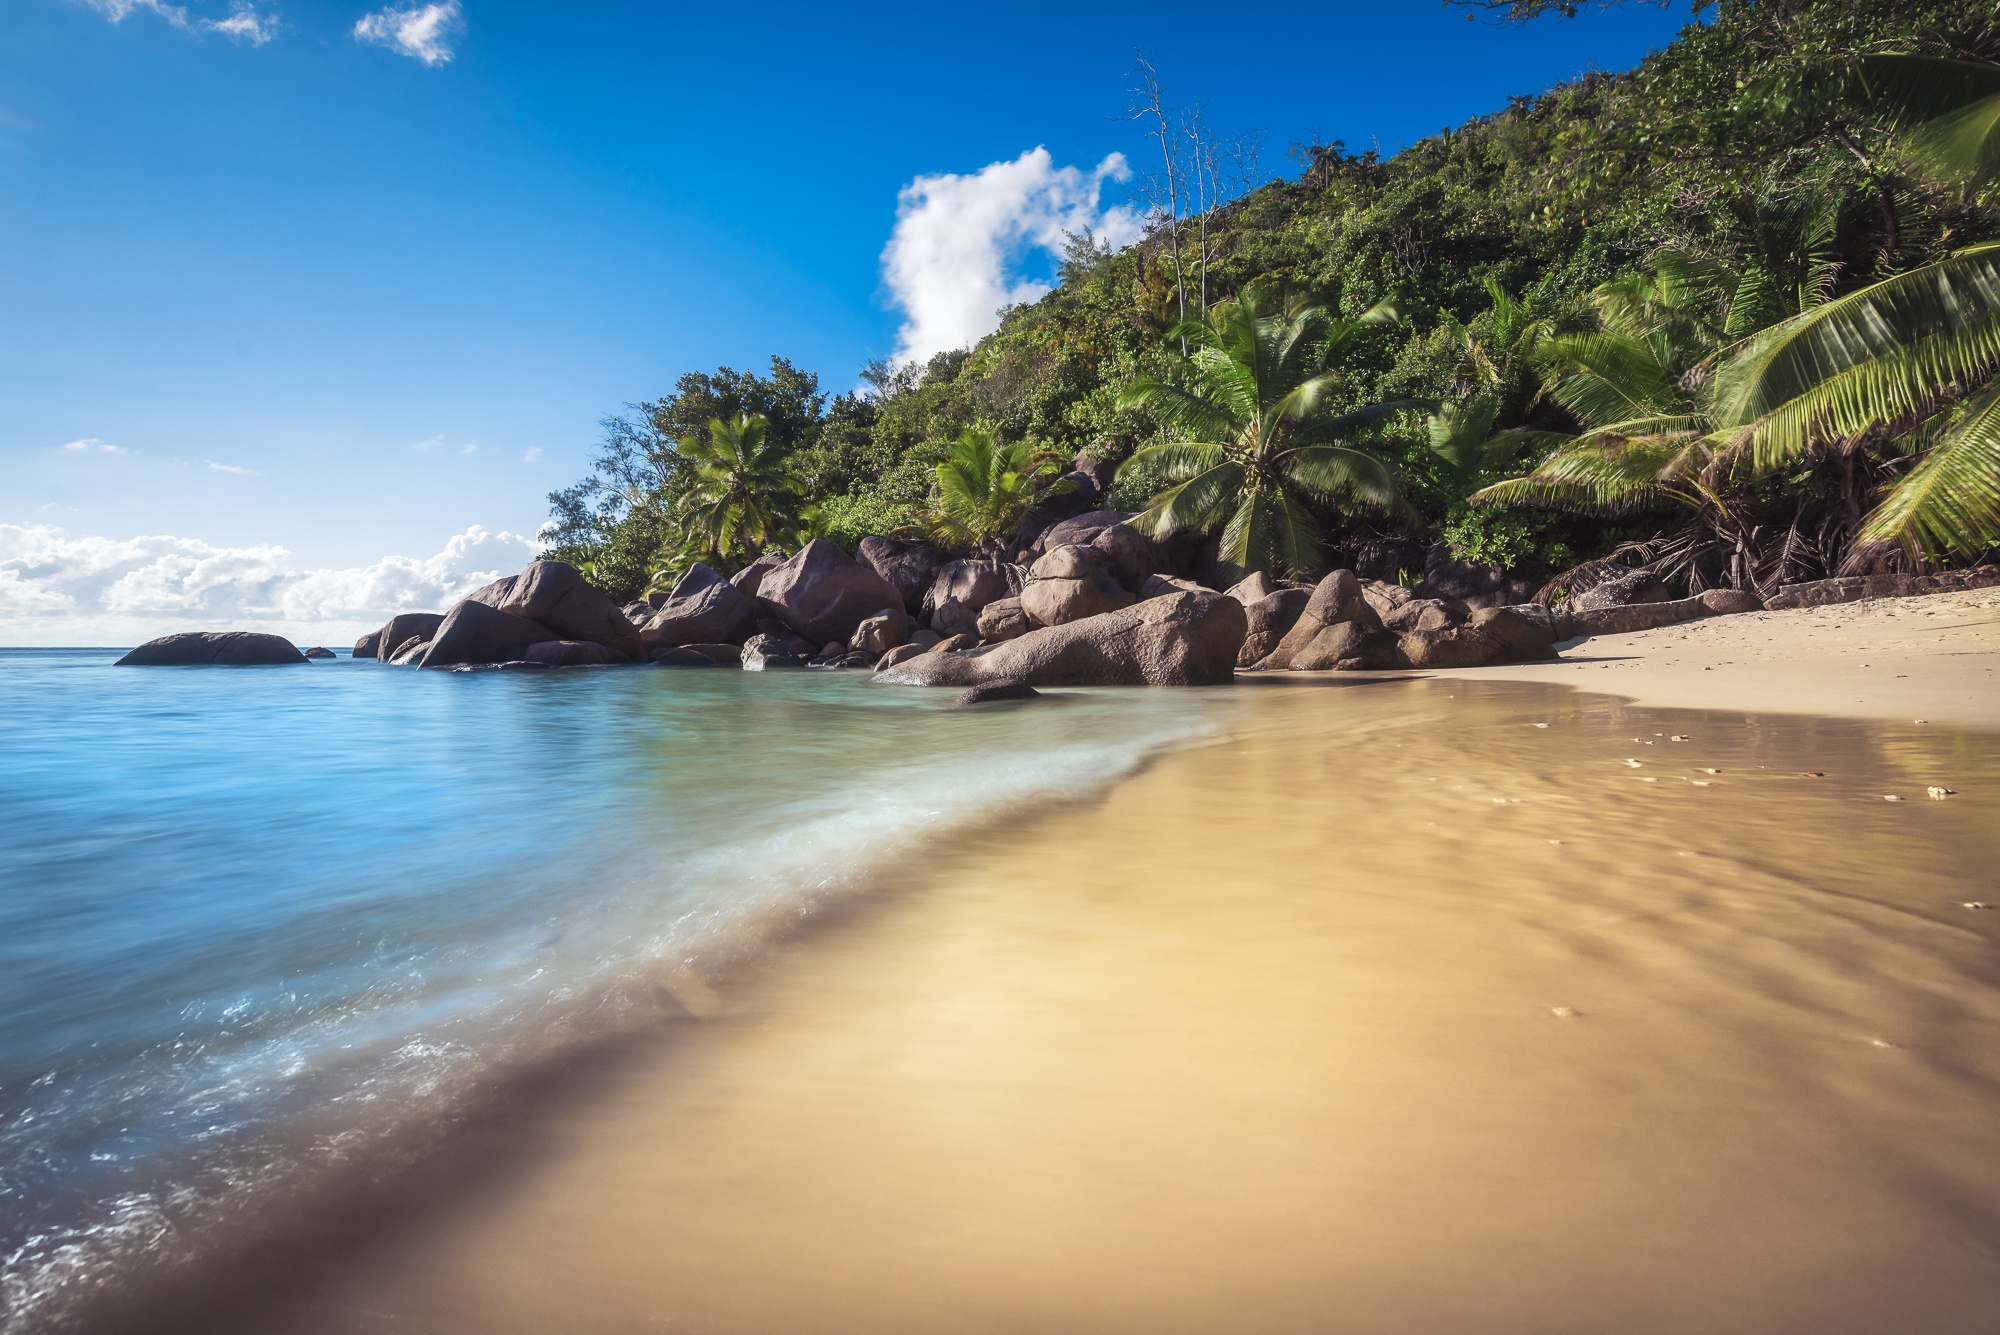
[143,593,2000,1335]
[1457,586,2000,729]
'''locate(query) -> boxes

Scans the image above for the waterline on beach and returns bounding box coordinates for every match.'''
[199,677,2000,1335]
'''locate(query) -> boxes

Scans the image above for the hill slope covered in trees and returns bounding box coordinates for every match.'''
[542,0,1999,603]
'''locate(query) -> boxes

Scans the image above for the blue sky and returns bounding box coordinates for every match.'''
[0,0,1698,643]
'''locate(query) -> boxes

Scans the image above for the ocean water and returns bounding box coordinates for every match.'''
[0,649,1238,1333]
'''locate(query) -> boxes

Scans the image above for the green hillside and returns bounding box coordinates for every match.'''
[543,0,2000,603]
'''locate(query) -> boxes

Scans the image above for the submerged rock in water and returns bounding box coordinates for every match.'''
[524,639,631,667]
[301,646,335,659]
[876,588,1246,688]
[115,632,311,666]
[741,633,802,670]
[951,679,1041,707]
[648,647,720,667]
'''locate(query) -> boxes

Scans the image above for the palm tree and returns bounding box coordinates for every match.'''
[914,429,1072,553]
[1114,282,1404,584]
[668,412,807,574]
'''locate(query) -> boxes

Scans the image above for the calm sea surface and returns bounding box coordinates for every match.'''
[0,649,1238,1332]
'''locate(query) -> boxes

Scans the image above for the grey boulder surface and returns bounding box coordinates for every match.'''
[921,558,1026,622]
[419,600,561,669]
[975,596,1031,642]
[301,646,335,659]
[642,563,758,649]
[856,537,950,616]
[1255,570,1381,668]
[115,632,310,666]
[523,640,630,667]
[647,647,720,667]
[1238,588,1313,666]
[740,633,803,670]
[366,612,445,662]
[729,552,788,602]
[849,608,909,657]
[467,560,643,661]
[1570,568,1674,612]
[352,630,382,659]
[1021,545,1137,628]
[757,539,909,648]
[875,588,1247,688]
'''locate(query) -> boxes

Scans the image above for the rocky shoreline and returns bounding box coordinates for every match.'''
[114,519,2000,687]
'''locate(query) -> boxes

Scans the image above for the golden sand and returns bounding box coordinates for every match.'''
[257,673,2000,1335]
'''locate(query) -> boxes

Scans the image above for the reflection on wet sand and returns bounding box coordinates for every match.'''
[266,679,2000,1335]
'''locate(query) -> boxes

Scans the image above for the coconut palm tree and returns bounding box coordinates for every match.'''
[668,412,808,574]
[1114,282,1404,584]
[913,429,1072,553]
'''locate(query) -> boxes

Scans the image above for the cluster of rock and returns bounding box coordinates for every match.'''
[1761,566,2000,610]
[116,476,2000,688]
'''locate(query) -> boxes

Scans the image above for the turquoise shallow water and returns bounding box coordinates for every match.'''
[0,649,1239,1332]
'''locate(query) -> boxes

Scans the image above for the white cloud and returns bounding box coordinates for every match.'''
[409,434,445,451]
[74,0,277,44]
[62,438,131,455]
[880,147,1142,366]
[353,1,462,66]
[0,523,541,647]
[461,442,477,455]
[205,460,260,475]
[522,447,541,462]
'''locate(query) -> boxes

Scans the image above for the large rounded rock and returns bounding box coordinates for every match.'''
[115,632,310,666]
[353,630,382,659]
[643,563,758,648]
[929,596,977,640]
[301,646,335,659]
[1382,599,1460,634]
[730,552,788,602]
[1571,568,1673,612]
[856,537,950,616]
[1224,571,1284,605]
[976,596,1031,642]
[419,600,562,669]
[1021,544,1136,628]
[875,588,1246,689]
[850,608,909,657]
[468,561,644,661]
[679,642,743,666]
[756,539,909,648]
[368,612,445,663]
[1238,588,1312,666]
[1291,621,1404,671]
[1254,570,1380,668]
[921,558,1026,622]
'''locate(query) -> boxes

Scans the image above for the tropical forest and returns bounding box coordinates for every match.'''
[539,0,2000,607]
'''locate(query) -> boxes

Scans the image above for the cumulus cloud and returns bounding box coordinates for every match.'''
[62,438,131,455]
[0,523,540,647]
[74,0,277,44]
[353,1,462,66]
[205,460,260,475]
[522,447,541,462]
[880,147,1142,366]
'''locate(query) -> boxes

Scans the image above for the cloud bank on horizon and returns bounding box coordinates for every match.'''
[881,147,1142,366]
[0,523,538,647]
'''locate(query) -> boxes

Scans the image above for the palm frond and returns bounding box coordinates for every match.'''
[1133,461,1247,539]
[1855,381,2000,562]
[1282,444,1399,509]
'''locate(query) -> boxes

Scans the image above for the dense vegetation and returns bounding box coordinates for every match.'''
[542,0,2000,603]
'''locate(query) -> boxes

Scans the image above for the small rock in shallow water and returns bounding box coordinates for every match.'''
[950,679,1041,708]
[1927,787,1956,799]
[1550,1007,1581,1018]
[1964,902,1991,910]
[1883,794,1902,801]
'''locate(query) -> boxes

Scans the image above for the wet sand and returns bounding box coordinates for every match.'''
[244,675,2000,1335]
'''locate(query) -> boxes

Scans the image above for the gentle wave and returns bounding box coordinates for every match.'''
[0,651,1239,1332]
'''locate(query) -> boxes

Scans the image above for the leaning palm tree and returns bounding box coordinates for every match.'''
[670,412,808,573]
[913,429,1072,553]
[1114,282,1404,584]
